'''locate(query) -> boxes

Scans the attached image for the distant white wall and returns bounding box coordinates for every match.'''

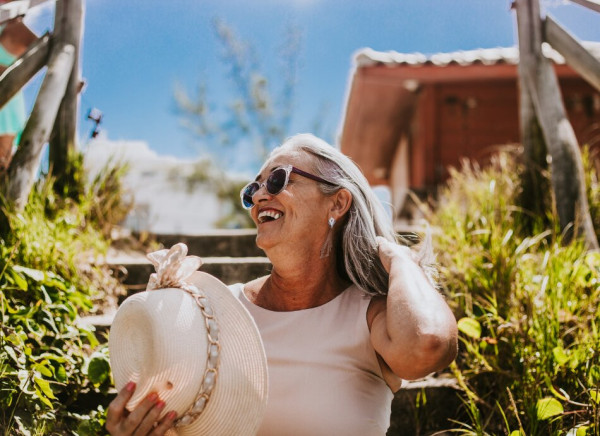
[84,137,224,234]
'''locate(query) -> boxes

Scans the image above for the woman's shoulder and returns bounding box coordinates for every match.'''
[343,283,379,305]
[227,276,269,301]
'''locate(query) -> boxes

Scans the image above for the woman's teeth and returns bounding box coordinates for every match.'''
[258,210,282,223]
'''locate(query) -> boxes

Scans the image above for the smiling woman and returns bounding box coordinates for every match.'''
[106,133,458,436]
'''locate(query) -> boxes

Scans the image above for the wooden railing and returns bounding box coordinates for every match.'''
[569,0,600,14]
[515,0,599,249]
[0,0,83,210]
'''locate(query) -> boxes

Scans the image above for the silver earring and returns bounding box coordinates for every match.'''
[320,217,336,258]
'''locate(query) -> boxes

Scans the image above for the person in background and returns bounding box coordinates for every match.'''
[0,3,36,171]
[106,133,459,436]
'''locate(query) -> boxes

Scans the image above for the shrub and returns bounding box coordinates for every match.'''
[0,154,127,434]
[429,149,600,435]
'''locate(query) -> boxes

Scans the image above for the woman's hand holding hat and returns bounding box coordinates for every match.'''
[106,382,178,435]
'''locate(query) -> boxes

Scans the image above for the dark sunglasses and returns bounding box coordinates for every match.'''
[240,164,336,209]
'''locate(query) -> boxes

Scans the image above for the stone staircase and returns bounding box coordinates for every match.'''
[82,229,463,435]
[111,229,271,293]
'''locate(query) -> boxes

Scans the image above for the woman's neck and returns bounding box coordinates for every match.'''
[251,252,351,311]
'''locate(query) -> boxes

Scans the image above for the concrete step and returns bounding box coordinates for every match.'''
[389,376,463,435]
[108,256,271,291]
[136,229,265,258]
[140,228,425,257]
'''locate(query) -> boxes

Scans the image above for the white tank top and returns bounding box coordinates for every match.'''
[229,283,394,436]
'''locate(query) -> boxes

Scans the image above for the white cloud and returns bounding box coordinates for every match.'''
[84,137,224,234]
[23,1,55,34]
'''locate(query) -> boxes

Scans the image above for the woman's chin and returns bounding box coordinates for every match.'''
[256,231,284,253]
[255,232,274,252]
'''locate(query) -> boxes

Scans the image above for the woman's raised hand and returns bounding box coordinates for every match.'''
[376,237,413,273]
[106,382,178,435]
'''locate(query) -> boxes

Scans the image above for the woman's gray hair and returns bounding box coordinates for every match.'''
[272,133,436,296]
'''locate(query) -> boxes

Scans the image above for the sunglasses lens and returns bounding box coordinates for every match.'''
[266,168,288,195]
[241,182,259,209]
[241,168,290,209]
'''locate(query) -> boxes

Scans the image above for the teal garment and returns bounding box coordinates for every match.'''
[0,42,26,145]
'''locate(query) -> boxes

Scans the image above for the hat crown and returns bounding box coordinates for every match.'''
[145,243,221,428]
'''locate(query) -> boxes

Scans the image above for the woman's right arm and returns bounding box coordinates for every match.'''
[106,382,178,436]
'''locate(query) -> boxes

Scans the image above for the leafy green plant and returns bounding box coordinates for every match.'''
[428,149,600,435]
[86,158,133,239]
[0,153,127,434]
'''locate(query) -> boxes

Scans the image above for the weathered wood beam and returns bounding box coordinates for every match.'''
[516,0,549,221]
[515,0,598,249]
[569,0,600,14]
[544,14,600,92]
[517,25,548,221]
[4,43,74,210]
[49,0,83,180]
[0,32,50,110]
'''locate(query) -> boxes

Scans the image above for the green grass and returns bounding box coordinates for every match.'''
[0,155,129,435]
[428,148,600,435]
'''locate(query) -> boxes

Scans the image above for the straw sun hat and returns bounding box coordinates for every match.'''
[109,243,268,435]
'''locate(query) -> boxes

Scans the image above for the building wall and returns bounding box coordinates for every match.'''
[435,80,520,184]
[412,78,600,189]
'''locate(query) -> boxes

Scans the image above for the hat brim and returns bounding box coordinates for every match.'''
[109,271,268,436]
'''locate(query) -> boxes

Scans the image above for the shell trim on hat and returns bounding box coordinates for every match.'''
[146,243,220,428]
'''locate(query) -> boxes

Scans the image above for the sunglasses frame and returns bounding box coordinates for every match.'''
[240,164,336,210]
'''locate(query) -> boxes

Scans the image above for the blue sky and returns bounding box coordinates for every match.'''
[23,0,600,162]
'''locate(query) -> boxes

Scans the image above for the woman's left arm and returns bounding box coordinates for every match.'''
[369,237,458,381]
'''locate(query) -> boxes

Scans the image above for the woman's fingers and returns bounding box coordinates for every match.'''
[150,410,178,436]
[106,383,177,436]
[132,400,166,436]
[106,381,136,432]
[122,392,161,434]
[377,236,412,273]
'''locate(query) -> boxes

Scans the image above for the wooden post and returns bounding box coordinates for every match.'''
[544,15,600,93]
[515,0,599,249]
[4,44,75,210]
[0,33,50,110]
[49,0,83,188]
[515,0,550,224]
[517,68,549,223]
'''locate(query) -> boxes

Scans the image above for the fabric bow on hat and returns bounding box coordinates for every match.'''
[146,243,203,291]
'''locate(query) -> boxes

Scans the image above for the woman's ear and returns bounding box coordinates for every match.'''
[330,188,352,220]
